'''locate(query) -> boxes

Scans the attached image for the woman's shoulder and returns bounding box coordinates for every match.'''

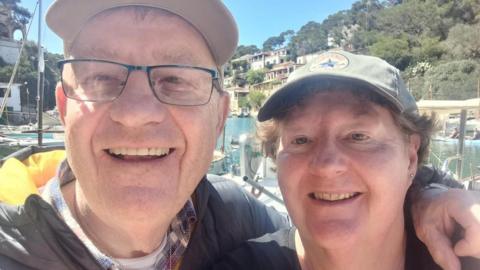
[210,227,301,270]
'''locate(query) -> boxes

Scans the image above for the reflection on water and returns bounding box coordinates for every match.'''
[217,116,257,165]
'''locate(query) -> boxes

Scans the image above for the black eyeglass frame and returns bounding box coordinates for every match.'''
[57,59,220,106]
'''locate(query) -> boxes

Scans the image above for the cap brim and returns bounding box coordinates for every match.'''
[46,0,238,66]
[257,74,405,122]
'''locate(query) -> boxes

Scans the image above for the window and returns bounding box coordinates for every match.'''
[0,89,12,98]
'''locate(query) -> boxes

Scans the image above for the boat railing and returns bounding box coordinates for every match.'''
[237,134,285,207]
[428,151,443,167]
[242,175,284,205]
[439,154,480,191]
[440,155,461,179]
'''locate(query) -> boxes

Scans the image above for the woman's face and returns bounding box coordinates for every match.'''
[276,91,420,251]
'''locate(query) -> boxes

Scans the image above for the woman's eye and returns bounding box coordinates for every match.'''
[350,133,370,141]
[292,137,309,145]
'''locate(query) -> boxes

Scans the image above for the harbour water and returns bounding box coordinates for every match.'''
[429,140,480,179]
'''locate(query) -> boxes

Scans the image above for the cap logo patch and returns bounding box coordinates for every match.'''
[309,52,349,72]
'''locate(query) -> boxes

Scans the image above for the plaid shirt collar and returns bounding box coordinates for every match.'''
[41,160,197,270]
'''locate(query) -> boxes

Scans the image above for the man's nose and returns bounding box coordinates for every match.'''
[108,71,168,127]
[308,140,347,179]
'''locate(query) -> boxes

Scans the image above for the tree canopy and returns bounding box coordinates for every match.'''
[229,0,480,100]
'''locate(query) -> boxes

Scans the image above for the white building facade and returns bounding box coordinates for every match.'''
[0,82,21,112]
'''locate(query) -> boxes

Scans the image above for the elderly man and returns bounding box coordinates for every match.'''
[0,1,479,270]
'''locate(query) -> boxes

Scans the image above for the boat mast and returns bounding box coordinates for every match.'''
[36,0,44,146]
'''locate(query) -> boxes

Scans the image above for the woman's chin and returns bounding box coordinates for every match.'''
[304,219,362,250]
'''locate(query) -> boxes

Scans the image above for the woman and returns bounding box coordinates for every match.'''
[213,51,479,270]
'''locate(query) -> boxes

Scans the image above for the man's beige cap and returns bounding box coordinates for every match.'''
[46,0,238,66]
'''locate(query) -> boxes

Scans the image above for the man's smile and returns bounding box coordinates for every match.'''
[106,147,174,161]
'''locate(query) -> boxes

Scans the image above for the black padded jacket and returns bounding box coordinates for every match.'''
[0,175,289,270]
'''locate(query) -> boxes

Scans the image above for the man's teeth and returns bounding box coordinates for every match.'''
[312,192,357,201]
[108,147,169,156]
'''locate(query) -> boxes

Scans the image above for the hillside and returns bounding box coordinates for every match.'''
[231,0,480,101]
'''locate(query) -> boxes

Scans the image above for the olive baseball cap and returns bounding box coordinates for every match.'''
[258,51,418,122]
[45,0,238,66]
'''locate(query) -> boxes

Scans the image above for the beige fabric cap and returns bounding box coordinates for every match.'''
[45,0,238,66]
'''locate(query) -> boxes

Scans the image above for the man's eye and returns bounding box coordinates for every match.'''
[292,137,309,145]
[163,76,182,84]
[350,133,370,141]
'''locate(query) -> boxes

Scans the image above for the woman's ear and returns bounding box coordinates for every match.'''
[408,134,421,175]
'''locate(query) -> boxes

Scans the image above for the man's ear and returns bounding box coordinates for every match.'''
[55,82,67,125]
[216,92,230,137]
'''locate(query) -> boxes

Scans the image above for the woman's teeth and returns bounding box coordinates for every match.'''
[311,192,358,201]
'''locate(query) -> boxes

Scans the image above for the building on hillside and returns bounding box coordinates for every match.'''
[250,47,291,71]
[0,82,21,112]
[296,51,325,65]
[230,54,253,72]
[264,47,290,67]
[264,61,300,83]
[225,86,249,115]
[231,54,253,64]
[223,76,234,88]
[250,61,301,92]
[250,52,269,70]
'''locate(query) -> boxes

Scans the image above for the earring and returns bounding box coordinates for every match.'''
[409,173,415,178]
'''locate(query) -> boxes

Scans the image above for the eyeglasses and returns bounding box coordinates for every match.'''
[57,59,219,106]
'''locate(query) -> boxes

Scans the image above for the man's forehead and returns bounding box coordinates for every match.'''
[69,45,206,66]
[67,6,212,66]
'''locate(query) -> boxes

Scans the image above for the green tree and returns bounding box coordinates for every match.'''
[262,30,294,51]
[232,45,260,59]
[411,36,444,63]
[375,1,449,39]
[263,36,284,52]
[288,21,328,58]
[350,0,383,30]
[369,35,412,70]
[1,0,31,25]
[443,23,480,59]
[231,60,249,72]
[245,69,265,85]
[248,90,267,110]
[421,60,480,100]
[238,96,249,108]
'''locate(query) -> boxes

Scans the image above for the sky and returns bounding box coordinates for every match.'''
[19,0,357,54]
